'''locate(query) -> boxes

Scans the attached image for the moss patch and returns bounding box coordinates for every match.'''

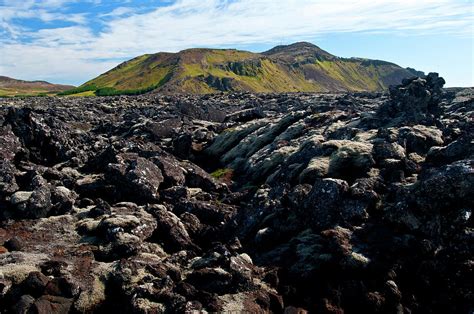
[211,168,234,184]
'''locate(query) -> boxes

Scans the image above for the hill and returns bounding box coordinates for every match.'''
[0,76,75,97]
[71,42,423,95]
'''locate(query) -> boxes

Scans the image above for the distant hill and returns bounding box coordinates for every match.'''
[0,76,75,97]
[69,42,423,95]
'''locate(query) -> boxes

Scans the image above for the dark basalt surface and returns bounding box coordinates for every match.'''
[0,74,472,313]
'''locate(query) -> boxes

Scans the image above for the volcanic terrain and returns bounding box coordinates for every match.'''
[0,74,472,313]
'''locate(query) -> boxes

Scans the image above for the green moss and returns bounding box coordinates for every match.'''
[222,127,237,133]
[211,168,233,179]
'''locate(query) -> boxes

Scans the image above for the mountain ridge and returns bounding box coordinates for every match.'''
[0,76,75,97]
[72,42,425,95]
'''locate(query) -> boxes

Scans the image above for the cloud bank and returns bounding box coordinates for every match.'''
[0,0,472,85]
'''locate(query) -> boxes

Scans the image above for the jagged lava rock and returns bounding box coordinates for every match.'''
[0,76,472,313]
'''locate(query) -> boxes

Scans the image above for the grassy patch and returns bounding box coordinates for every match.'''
[210,168,234,184]
[67,90,96,97]
[314,60,386,91]
[58,84,97,96]
[0,89,10,97]
[0,88,57,97]
[94,84,157,96]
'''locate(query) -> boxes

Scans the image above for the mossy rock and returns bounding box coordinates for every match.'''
[323,140,375,180]
[299,156,330,183]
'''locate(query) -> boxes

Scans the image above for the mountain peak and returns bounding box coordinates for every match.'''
[285,41,318,48]
[262,41,335,60]
[265,41,318,51]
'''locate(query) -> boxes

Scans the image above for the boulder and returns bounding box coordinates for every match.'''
[0,161,19,195]
[10,191,33,206]
[426,134,474,165]
[303,178,350,229]
[172,134,192,159]
[372,140,406,162]
[12,294,36,313]
[4,237,23,252]
[323,140,375,180]
[0,125,22,161]
[398,125,443,154]
[10,177,52,219]
[147,204,198,253]
[152,154,186,187]
[182,161,226,193]
[299,157,330,183]
[186,267,233,293]
[78,203,157,261]
[378,72,446,125]
[50,186,77,215]
[106,154,163,202]
[413,159,474,211]
[22,271,49,297]
[30,295,73,314]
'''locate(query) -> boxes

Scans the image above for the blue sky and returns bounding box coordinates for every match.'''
[0,0,472,87]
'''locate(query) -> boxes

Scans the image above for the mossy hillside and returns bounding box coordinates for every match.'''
[83,56,175,91]
[235,60,320,93]
[179,58,322,93]
[313,60,383,91]
[77,43,421,94]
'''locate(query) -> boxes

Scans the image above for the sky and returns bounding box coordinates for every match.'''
[0,0,472,87]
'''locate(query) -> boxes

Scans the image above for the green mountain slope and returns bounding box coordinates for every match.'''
[73,42,423,95]
[0,76,74,97]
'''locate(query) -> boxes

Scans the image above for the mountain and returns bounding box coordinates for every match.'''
[0,76,75,97]
[72,42,423,95]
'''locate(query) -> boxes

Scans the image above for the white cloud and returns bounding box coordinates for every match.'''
[0,0,472,85]
[0,0,89,36]
[100,7,136,18]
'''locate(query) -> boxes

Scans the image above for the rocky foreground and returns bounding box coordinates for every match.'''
[0,74,472,313]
